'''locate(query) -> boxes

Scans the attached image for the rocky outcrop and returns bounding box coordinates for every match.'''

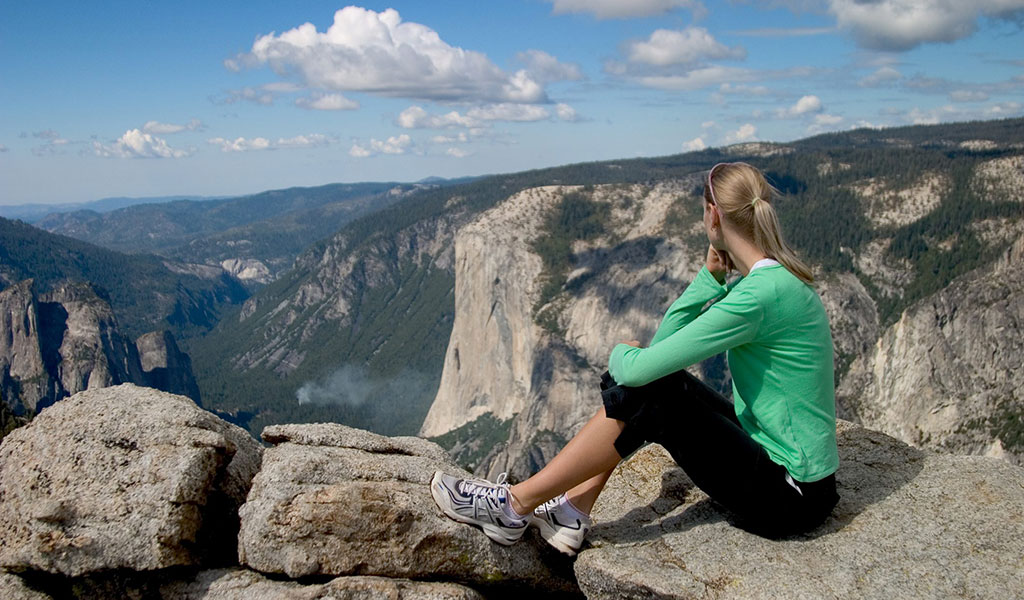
[0,280,144,414]
[422,181,722,479]
[575,420,1024,599]
[238,422,577,593]
[0,280,202,417]
[0,384,261,576]
[136,330,201,402]
[220,258,271,285]
[1,385,1022,599]
[838,234,1024,464]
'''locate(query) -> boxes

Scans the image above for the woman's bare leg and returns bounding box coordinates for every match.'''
[564,467,615,515]
[508,406,624,515]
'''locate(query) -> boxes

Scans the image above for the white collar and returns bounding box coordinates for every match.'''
[749,258,780,273]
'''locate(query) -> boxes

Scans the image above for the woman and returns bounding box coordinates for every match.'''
[431,162,840,555]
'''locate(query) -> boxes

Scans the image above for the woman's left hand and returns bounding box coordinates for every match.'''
[620,340,641,347]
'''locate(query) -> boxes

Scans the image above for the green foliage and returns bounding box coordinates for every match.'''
[530,191,612,333]
[429,413,515,472]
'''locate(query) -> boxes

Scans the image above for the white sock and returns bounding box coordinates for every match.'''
[557,493,591,520]
[502,491,528,521]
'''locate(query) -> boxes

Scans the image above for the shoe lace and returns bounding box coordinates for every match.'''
[458,472,510,500]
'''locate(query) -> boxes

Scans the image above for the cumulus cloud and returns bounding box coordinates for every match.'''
[606,27,754,91]
[467,103,551,122]
[859,66,903,87]
[546,0,706,19]
[349,134,413,158]
[94,129,192,158]
[515,50,585,83]
[446,147,470,158]
[431,133,470,144]
[683,136,707,151]
[780,95,824,117]
[233,6,546,103]
[220,86,276,105]
[142,119,202,135]
[827,0,1024,51]
[725,123,758,144]
[890,101,1024,125]
[808,112,845,133]
[624,27,746,66]
[555,103,579,121]
[208,133,333,152]
[295,93,359,110]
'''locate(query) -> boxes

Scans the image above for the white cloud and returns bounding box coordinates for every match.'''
[546,0,706,19]
[515,50,584,83]
[142,119,202,135]
[625,27,746,66]
[236,7,546,103]
[208,134,332,152]
[891,101,1024,125]
[349,134,413,158]
[732,27,836,37]
[33,130,62,141]
[467,103,550,122]
[431,133,470,144]
[683,137,707,151]
[276,134,332,148]
[446,147,470,158]
[397,102,576,130]
[94,129,192,158]
[859,66,902,87]
[827,0,1024,51]
[814,113,843,126]
[295,93,359,110]
[788,95,824,116]
[29,129,71,156]
[555,103,579,121]
[725,123,758,144]
[208,137,272,153]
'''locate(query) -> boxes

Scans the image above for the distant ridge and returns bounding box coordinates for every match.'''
[0,195,226,223]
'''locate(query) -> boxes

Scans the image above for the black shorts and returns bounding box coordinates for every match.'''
[600,369,838,537]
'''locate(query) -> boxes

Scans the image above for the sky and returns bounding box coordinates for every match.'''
[2,0,1023,205]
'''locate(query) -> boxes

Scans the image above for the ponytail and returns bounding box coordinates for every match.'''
[706,162,814,284]
[751,198,814,284]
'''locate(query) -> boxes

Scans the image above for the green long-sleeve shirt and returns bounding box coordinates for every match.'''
[608,264,839,482]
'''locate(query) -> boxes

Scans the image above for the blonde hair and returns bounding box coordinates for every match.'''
[705,162,814,284]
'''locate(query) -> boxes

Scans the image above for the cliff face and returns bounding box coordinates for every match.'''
[838,234,1024,464]
[0,280,198,416]
[422,181,736,479]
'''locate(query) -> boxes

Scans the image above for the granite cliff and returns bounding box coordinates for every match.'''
[0,280,200,420]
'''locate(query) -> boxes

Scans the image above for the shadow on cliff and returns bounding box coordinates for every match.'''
[590,429,927,546]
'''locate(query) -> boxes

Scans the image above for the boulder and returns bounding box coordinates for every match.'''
[160,568,485,600]
[0,384,262,576]
[238,423,578,593]
[574,420,1024,599]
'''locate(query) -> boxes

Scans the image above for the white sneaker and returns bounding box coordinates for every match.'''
[531,494,592,556]
[430,471,528,545]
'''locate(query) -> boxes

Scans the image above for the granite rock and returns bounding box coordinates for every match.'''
[574,420,1024,599]
[238,423,577,593]
[0,384,262,576]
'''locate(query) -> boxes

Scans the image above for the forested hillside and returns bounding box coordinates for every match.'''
[36,182,425,282]
[0,217,247,340]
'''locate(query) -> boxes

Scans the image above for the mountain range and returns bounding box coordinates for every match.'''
[1,117,1021,470]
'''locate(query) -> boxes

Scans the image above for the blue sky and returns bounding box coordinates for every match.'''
[2,0,1022,205]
